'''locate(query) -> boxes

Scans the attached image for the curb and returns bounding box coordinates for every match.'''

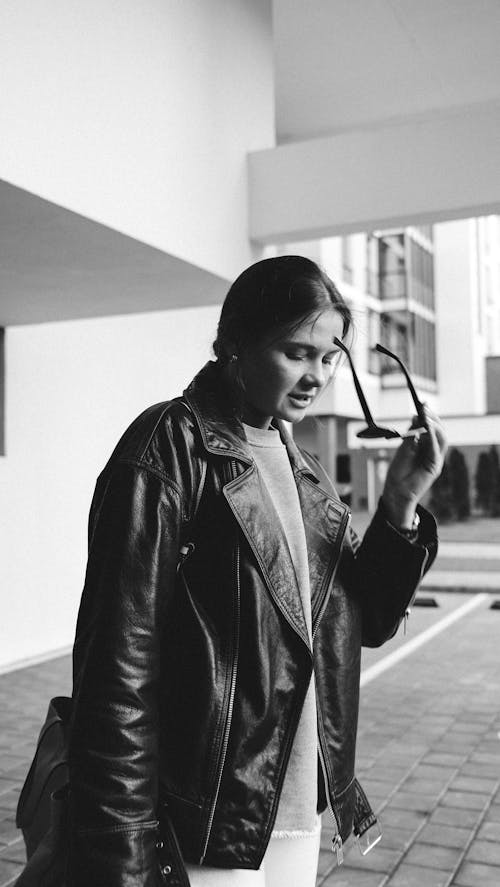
[419,585,500,595]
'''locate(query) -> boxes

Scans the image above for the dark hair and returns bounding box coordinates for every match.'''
[213,255,352,364]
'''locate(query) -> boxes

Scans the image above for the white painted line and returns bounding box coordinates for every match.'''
[360,593,489,688]
[439,542,500,558]
[421,571,500,589]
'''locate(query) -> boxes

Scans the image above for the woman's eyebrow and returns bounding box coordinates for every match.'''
[284,340,341,354]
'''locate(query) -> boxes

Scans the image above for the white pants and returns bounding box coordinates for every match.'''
[185,827,321,887]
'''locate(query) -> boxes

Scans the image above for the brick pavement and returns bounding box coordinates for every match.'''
[0,656,71,886]
[1,597,499,886]
[318,594,500,886]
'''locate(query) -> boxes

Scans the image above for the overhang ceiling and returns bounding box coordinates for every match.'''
[0,180,228,326]
[274,0,500,142]
[248,0,500,244]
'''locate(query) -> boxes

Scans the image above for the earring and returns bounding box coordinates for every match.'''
[230,354,238,363]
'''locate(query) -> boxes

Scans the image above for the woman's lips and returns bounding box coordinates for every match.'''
[288,393,313,407]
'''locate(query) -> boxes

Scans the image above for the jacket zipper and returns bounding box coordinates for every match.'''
[177,542,195,571]
[313,506,350,866]
[199,460,241,864]
[317,721,344,865]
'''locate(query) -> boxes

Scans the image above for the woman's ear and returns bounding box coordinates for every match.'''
[222,340,240,366]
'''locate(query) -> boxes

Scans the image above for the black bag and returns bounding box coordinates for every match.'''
[15,696,71,885]
[14,441,207,884]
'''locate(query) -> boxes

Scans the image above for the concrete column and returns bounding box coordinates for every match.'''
[316,416,338,484]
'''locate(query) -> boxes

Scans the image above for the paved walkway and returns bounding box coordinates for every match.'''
[420,540,500,593]
[1,595,499,886]
[319,592,500,886]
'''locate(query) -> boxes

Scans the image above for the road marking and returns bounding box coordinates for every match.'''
[421,571,500,589]
[360,593,489,688]
[439,542,500,558]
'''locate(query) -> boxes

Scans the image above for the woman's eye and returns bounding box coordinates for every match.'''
[324,353,341,368]
[286,352,305,361]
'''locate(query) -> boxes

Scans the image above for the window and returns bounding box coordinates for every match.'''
[413,315,436,381]
[408,239,435,309]
[380,312,436,381]
[380,313,409,370]
[367,309,380,374]
[378,234,406,299]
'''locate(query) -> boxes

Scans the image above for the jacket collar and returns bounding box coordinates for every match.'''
[184,361,348,649]
[183,361,319,482]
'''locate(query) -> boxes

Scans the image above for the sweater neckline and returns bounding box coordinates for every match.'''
[242,422,284,448]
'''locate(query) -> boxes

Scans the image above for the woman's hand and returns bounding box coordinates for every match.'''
[381,404,448,527]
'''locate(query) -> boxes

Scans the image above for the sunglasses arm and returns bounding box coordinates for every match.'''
[334,337,378,428]
[375,344,426,425]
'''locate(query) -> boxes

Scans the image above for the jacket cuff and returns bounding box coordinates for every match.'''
[358,501,438,646]
[67,819,189,887]
[375,498,438,565]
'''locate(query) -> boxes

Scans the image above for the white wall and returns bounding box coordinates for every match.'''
[0,306,221,671]
[434,219,487,416]
[0,0,274,281]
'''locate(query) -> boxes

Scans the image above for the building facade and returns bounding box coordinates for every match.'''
[289,217,500,512]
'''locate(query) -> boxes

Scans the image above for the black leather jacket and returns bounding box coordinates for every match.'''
[67,361,437,887]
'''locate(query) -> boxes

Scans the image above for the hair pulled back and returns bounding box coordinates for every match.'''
[213,255,351,364]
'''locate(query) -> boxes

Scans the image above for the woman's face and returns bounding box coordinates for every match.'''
[237,307,345,429]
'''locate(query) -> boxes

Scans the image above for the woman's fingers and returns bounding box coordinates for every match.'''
[409,406,447,450]
[410,406,447,474]
[421,405,447,457]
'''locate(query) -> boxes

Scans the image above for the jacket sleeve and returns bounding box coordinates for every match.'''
[342,498,438,647]
[299,448,438,647]
[67,460,185,886]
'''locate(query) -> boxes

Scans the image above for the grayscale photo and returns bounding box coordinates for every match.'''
[1,2,499,886]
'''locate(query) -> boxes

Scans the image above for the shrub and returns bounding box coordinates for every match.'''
[429,459,454,522]
[448,447,470,521]
[475,450,492,513]
[489,445,500,517]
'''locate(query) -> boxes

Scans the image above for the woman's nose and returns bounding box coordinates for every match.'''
[303,362,327,388]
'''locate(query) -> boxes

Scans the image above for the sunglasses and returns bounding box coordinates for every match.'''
[333,338,428,440]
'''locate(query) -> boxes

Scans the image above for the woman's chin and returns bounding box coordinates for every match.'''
[277,405,309,424]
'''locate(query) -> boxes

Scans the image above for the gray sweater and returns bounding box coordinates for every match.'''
[243,423,319,837]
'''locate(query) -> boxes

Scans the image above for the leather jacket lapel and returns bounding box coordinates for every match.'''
[185,361,349,643]
[295,471,350,632]
[223,463,311,650]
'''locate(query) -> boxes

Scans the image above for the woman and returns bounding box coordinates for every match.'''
[67,256,446,887]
